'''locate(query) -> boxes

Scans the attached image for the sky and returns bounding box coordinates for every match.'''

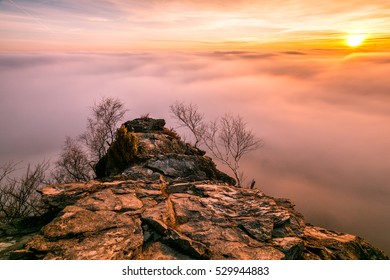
[0,0,390,255]
[1,0,390,51]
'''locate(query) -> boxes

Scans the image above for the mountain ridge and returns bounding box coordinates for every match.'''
[0,117,387,260]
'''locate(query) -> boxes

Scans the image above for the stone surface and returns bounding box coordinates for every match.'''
[1,118,387,260]
[124,117,166,133]
[96,117,233,184]
[1,179,387,260]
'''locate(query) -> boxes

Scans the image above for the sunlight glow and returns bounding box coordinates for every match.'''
[346,34,366,47]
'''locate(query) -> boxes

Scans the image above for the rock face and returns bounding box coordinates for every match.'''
[1,118,388,260]
[95,117,233,184]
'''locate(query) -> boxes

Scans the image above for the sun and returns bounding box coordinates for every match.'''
[346,34,366,47]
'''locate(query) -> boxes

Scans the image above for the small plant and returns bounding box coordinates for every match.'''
[105,125,138,176]
[140,113,150,119]
[163,127,181,140]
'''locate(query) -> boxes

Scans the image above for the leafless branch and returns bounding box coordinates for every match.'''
[80,96,128,164]
[0,161,49,220]
[51,136,93,183]
[170,101,206,148]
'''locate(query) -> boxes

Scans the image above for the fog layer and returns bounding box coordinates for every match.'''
[1,51,389,254]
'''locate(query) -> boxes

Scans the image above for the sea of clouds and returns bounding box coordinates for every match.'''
[1,50,389,254]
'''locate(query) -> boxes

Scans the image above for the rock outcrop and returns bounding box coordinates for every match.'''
[1,118,388,260]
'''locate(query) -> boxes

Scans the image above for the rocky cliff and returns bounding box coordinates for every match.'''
[0,118,388,260]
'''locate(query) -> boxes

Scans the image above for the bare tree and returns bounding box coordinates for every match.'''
[169,101,263,187]
[0,161,48,220]
[1,97,129,219]
[51,97,128,183]
[80,97,128,163]
[203,114,263,187]
[170,101,206,148]
[51,137,93,183]
[0,161,18,183]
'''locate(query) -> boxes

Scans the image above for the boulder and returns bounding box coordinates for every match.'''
[124,117,165,133]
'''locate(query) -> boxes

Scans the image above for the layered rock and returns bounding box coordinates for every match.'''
[96,117,234,184]
[1,118,388,260]
[4,179,386,260]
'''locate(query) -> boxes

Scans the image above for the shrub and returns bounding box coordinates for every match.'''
[103,125,138,177]
[163,127,181,140]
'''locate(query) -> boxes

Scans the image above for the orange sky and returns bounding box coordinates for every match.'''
[0,0,389,52]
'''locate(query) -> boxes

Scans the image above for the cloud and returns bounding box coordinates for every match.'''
[0,53,59,69]
[1,51,390,254]
[281,51,307,55]
[201,51,276,60]
[1,0,389,51]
